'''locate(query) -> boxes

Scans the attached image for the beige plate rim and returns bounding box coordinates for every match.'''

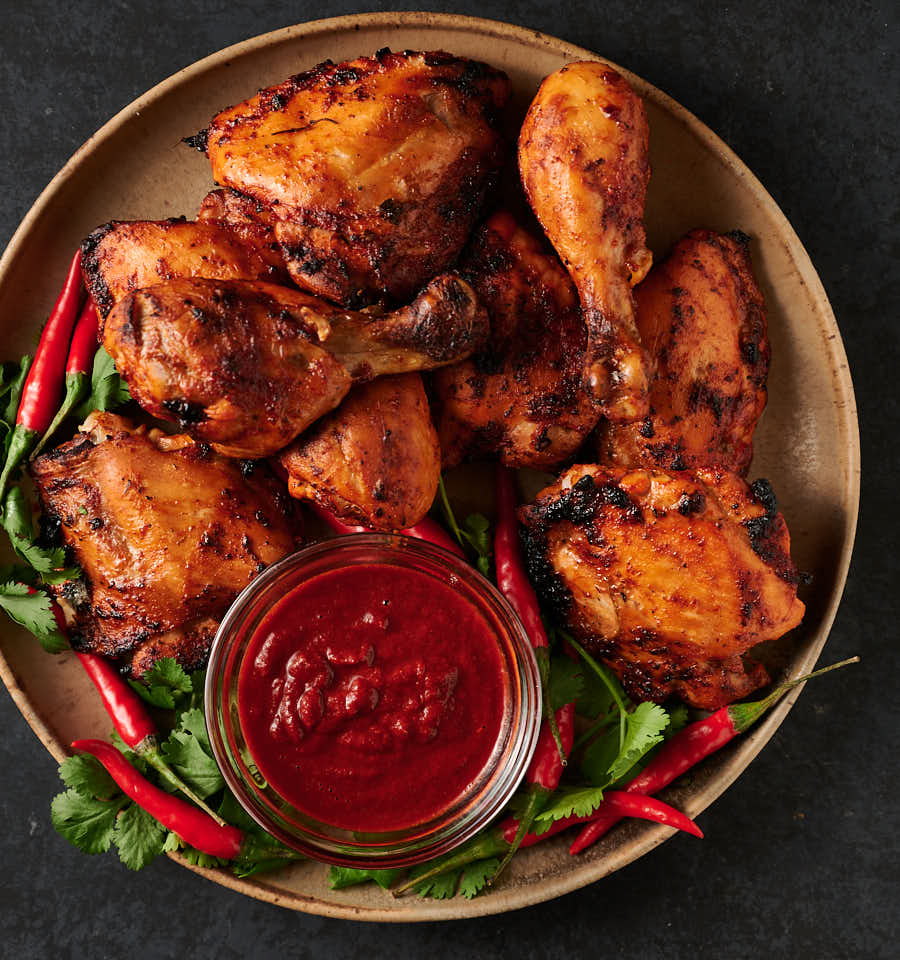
[0,11,860,922]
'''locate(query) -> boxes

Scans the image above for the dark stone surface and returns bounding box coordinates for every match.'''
[0,2,897,957]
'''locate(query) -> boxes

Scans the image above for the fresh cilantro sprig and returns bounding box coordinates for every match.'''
[0,567,68,653]
[437,475,492,576]
[408,852,500,900]
[1,486,79,585]
[0,356,31,450]
[328,865,405,891]
[74,347,131,419]
[127,657,193,711]
[51,659,304,877]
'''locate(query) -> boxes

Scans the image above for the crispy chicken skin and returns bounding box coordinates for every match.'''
[519,464,805,710]
[102,275,486,458]
[196,188,276,229]
[519,62,653,422]
[30,413,300,670]
[81,218,288,317]
[432,211,599,469]
[201,49,509,305]
[280,374,440,531]
[596,230,770,474]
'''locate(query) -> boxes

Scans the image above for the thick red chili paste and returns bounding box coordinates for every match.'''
[238,563,508,832]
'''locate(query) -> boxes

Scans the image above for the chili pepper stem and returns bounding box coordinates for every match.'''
[140,745,228,826]
[31,372,89,458]
[728,656,860,733]
[534,646,565,764]
[489,785,550,884]
[392,828,508,896]
[0,425,38,505]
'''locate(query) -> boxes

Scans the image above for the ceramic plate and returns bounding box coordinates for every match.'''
[0,12,859,921]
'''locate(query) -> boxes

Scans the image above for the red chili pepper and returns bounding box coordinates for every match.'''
[306,500,466,558]
[569,656,859,855]
[493,465,560,718]
[32,300,99,457]
[71,739,243,860]
[392,789,701,895]
[489,466,577,879]
[494,464,549,653]
[76,651,156,748]
[0,250,85,499]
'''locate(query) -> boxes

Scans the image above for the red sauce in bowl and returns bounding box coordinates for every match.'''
[237,563,508,832]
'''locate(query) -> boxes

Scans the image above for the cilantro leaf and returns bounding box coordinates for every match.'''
[141,657,193,695]
[436,477,492,576]
[163,831,182,853]
[129,657,193,710]
[459,858,500,899]
[160,707,224,798]
[463,513,492,577]
[574,657,628,720]
[580,726,622,787]
[1,486,79,584]
[666,703,690,736]
[234,857,300,879]
[581,702,672,788]
[548,656,584,711]
[1,356,30,433]
[58,754,119,799]
[414,869,461,899]
[75,347,131,419]
[113,802,167,870]
[535,785,607,823]
[605,702,670,784]
[328,866,405,890]
[179,847,228,869]
[50,789,126,855]
[0,579,68,652]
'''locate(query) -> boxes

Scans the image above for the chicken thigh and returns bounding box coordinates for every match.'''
[519,464,805,710]
[519,61,653,422]
[432,211,598,469]
[81,218,288,317]
[280,374,440,531]
[200,49,509,306]
[30,412,300,670]
[596,230,769,474]
[102,275,486,458]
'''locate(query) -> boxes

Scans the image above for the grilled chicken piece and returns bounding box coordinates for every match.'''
[595,230,770,474]
[102,275,486,458]
[280,374,440,531]
[81,218,288,318]
[519,62,653,422]
[196,188,275,229]
[129,618,220,678]
[520,464,805,710]
[30,412,299,670]
[201,49,509,306]
[432,211,597,469]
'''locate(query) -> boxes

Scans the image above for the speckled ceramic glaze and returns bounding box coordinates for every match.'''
[0,12,858,921]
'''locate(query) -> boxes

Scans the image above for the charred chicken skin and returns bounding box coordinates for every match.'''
[201,49,509,306]
[102,274,487,458]
[280,373,440,531]
[519,61,653,422]
[432,211,599,469]
[519,464,805,710]
[81,218,289,318]
[30,412,300,672]
[596,230,770,474]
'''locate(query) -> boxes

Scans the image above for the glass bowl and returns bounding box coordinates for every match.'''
[205,534,541,868]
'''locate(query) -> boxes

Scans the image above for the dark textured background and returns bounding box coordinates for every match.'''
[1,2,897,957]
